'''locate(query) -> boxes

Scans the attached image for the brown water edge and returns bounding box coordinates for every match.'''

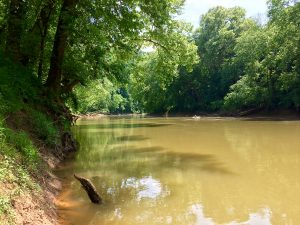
[76,109,300,122]
[55,116,300,225]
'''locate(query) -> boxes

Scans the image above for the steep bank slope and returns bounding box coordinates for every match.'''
[0,58,76,224]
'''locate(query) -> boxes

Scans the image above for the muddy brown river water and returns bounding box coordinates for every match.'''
[55,117,300,225]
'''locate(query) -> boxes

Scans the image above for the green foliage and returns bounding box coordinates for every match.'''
[1,122,39,169]
[267,0,294,20]
[28,109,59,146]
[0,0,8,26]
[129,21,199,113]
[0,54,60,147]
[0,118,40,184]
[0,195,15,225]
[0,121,40,225]
[132,4,300,114]
[0,0,9,49]
[70,78,131,114]
[223,75,267,111]
[140,6,254,113]
[0,0,299,117]
[44,0,189,99]
[188,6,253,111]
[224,2,300,111]
[0,55,42,114]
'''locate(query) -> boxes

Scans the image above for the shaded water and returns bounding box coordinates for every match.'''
[55,117,300,225]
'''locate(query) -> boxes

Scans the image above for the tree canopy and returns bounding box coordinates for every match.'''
[1,0,200,115]
[1,0,299,115]
[123,1,300,114]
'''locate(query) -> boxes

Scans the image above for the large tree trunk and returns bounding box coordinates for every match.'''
[37,0,55,81]
[5,0,25,64]
[45,0,78,97]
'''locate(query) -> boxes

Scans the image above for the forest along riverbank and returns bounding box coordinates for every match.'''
[76,109,300,120]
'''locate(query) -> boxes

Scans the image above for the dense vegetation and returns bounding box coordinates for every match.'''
[0,0,192,223]
[0,0,299,223]
[130,1,299,114]
[0,0,195,222]
[1,0,298,116]
[0,0,198,115]
[72,0,300,114]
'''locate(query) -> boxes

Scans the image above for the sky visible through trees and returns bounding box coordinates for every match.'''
[0,0,299,115]
[178,0,268,28]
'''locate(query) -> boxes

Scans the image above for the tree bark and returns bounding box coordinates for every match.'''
[37,0,55,81]
[45,0,78,96]
[62,79,80,94]
[74,174,102,204]
[5,0,25,64]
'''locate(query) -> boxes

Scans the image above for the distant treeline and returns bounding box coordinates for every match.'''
[73,1,300,114]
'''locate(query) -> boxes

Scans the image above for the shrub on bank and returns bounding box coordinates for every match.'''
[0,119,40,171]
[29,109,59,147]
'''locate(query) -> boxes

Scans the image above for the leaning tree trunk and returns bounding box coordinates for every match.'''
[45,0,78,97]
[5,0,25,64]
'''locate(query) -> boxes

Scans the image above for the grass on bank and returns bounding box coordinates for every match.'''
[0,119,40,224]
[0,56,62,224]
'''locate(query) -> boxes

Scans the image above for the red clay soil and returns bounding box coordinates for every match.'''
[11,154,62,225]
[13,193,56,225]
[3,112,68,225]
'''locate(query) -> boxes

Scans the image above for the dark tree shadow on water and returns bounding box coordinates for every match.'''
[72,143,233,176]
[57,136,234,224]
[67,129,234,176]
[77,123,173,129]
[166,152,229,174]
[114,135,149,142]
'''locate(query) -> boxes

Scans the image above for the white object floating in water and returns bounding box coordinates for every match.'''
[192,115,201,120]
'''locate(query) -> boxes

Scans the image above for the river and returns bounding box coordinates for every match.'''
[55,116,300,225]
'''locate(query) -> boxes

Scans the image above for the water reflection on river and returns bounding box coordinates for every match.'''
[55,117,300,225]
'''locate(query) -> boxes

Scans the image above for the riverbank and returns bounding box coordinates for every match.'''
[0,100,76,224]
[0,150,61,225]
[0,57,79,224]
[0,110,74,225]
[77,109,300,121]
[77,112,146,119]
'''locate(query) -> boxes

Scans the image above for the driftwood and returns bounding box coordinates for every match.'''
[74,174,102,204]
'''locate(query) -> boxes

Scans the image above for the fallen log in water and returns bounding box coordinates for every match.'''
[74,174,102,204]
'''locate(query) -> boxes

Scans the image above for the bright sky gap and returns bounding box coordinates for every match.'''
[178,0,268,28]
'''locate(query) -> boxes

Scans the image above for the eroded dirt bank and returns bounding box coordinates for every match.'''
[1,111,77,225]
